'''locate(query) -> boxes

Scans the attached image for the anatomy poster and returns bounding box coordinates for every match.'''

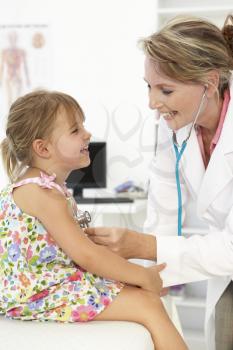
[0,24,51,136]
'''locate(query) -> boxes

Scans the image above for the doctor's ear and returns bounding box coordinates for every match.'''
[205,70,220,98]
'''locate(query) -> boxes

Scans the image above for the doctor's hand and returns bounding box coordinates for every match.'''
[84,226,157,261]
[84,227,135,258]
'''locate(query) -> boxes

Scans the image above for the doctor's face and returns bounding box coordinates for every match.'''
[144,56,206,131]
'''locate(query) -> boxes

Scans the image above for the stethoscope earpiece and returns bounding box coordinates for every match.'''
[204,84,208,95]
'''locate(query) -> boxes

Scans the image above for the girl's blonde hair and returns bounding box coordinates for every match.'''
[0,90,85,182]
[139,14,233,97]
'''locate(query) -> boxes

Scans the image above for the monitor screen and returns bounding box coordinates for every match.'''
[66,142,107,197]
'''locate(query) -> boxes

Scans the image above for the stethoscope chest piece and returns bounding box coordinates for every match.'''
[76,210,92,228]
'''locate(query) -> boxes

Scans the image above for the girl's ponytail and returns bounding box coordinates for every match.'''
[0,137,19,182]
[222,14,233,64]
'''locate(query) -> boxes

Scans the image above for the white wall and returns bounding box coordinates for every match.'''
[0,0,158,191]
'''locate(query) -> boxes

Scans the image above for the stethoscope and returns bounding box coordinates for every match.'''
[66,190,92,229]
[172,86,207,236]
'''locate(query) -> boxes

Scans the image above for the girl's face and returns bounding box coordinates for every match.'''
[144,56,207,131]
[50,107,92,171]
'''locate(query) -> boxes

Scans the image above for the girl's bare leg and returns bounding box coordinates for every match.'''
[94,285,188,350]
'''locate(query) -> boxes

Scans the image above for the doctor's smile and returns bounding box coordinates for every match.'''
[160,111,177,122]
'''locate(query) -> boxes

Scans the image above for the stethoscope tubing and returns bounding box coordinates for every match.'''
[172,87,207,236]
[173,141,187,236]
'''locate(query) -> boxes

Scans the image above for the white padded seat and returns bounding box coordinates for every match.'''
[0,318,154,350]
[0,296,182,350]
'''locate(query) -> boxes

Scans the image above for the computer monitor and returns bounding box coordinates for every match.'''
[66,141,107,197]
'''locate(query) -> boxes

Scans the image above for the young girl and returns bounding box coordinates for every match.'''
[0,90,187,350]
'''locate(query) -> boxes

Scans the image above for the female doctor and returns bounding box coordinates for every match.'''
[86,15,233,350]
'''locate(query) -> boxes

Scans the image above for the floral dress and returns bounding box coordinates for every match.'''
[0,171,123,322]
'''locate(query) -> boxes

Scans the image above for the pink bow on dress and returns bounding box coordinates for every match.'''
[39,171,57,189]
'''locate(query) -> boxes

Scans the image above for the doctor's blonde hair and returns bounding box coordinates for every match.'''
[0,90,85,182]
[140,15,233,98]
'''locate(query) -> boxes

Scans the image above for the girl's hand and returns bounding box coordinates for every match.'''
[142,263,167,295]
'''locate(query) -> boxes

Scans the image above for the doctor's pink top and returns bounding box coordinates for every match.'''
[196,89,230,167]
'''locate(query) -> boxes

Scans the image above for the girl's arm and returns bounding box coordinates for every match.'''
[30,186,163,294]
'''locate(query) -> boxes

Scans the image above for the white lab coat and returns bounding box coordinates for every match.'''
[144,79,233,350]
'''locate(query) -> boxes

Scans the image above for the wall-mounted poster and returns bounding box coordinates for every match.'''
[0,24,51,138]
